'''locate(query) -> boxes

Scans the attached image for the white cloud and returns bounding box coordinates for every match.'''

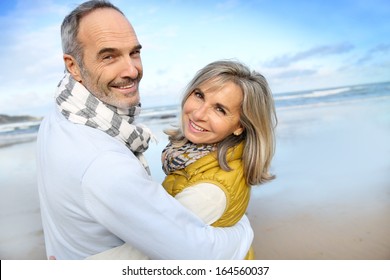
[0,0,66,115]
[1,0,389,116]
[265,43,355,68]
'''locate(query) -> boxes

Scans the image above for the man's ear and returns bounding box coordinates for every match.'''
[63,54,82,82]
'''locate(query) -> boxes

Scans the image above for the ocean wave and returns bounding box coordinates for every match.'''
[275,87,351,101]
[276,94,390,112]
[0,121,41,134]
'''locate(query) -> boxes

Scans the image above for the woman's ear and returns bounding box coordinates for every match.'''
[233,126,244,136]
[63,54,82,82]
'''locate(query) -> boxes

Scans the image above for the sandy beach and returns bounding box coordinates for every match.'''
[247,98,390,259]
[0,96,389,260]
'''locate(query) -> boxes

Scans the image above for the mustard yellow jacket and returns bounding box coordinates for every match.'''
[162,142,254,259]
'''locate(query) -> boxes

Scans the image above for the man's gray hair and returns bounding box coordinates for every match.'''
[61,0,124,67]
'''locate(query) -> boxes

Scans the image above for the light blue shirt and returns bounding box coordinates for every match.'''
[36,105,253,259]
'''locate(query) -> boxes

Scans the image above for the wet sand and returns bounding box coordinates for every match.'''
[247,98,390,259]
[0,97,389,260]
[0,140,46,259]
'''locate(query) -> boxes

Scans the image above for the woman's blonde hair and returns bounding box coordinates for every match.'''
[165,60,277,185]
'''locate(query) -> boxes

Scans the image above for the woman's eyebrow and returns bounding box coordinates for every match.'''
[216,102,231,113]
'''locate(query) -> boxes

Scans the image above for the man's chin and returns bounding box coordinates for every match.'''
[118,98,141,109]
[103,93,140,109]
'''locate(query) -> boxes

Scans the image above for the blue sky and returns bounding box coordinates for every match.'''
[0,0,389,116]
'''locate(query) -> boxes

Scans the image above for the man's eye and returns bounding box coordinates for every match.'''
[131,50,141,56]
[103,55,113,60]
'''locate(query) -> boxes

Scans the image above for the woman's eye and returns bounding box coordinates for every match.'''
[193,90,203,99]
[216,106,226,115]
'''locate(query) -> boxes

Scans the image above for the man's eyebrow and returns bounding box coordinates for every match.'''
[97,44,142,57]
[97,47,118,57]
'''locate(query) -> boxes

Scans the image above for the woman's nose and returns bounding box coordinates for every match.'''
[192,104,208,121]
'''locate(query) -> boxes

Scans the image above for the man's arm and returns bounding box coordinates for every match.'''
[82,151,253,259]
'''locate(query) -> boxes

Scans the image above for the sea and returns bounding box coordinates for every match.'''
[141,80,390,124]
[1,81,389,144]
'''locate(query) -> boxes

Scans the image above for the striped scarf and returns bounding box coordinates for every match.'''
[55,73,151,174]
[162,141,216,175]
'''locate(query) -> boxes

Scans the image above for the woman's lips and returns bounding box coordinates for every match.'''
[189,120,207,132]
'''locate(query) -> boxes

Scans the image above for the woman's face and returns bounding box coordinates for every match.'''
[182,80,244,144]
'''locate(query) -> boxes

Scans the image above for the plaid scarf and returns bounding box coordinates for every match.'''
[55,73,151,174]
[162,141,216,175]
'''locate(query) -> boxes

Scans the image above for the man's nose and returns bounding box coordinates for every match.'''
[120,57,139,79]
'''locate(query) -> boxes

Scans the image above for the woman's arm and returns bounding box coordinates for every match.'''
[174,183,227,225]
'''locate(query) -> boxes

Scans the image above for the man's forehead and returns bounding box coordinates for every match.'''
[78,8,139,48]
[79,9,134,35]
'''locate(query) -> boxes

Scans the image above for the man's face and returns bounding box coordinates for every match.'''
[75,8,143,109]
